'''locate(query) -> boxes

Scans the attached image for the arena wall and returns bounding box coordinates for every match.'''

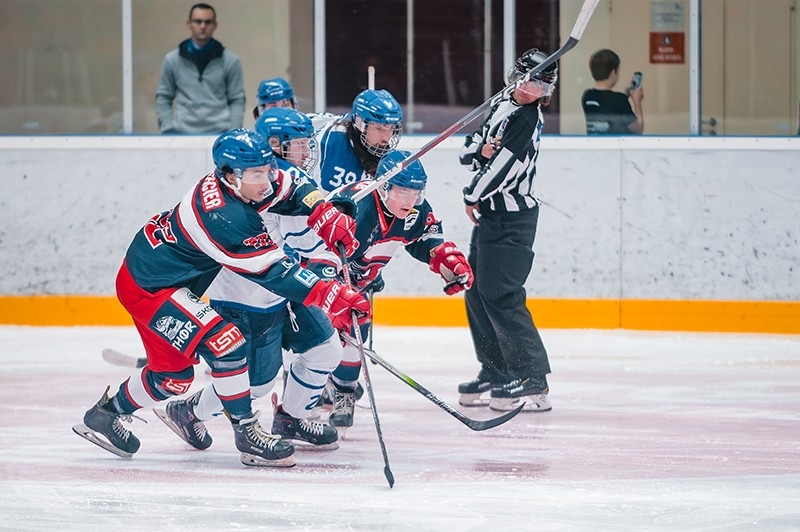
[1,135,797,332]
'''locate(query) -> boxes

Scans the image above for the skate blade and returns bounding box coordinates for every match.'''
[458,393,491,407]
[240,452,296,468]
[152,408,186,439]
[332,426,350,440]
[289,440,340,451]
[152,408,210,450]
[72,423,134,459]
[489,396,552,413]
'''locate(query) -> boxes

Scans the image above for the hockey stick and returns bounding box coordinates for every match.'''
[338,245,395,488]
[102,347,146,368]
[351,0,600,203]
[340,333,523,431]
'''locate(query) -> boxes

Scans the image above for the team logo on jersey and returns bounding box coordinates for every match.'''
[293,173,310,187]
[170,288,219,326]
[154,315,184,341]
[320,265,338,279]
[294,267,320,287]
[152,314,199,352]
[302,190,324,209]
[143,211,176,249]
[243,232,270,249]
[162,377,192,395]
[200,174,225,212]
[403,209,419,230]
[205,323,245,357]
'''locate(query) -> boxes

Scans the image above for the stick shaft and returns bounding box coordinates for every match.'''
[351,0,601,203]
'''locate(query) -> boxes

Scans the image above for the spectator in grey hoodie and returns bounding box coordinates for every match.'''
[156,3,245,134]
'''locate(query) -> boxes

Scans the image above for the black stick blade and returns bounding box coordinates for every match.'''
[462,402,525,431]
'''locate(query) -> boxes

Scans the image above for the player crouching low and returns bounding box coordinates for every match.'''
[321,149,474,432]
[73,128,368,467]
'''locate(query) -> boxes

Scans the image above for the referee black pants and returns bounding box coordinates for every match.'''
[464,206,550,383]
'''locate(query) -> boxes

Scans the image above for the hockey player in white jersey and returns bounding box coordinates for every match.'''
[311,88,403,193]
[154,107,348,451]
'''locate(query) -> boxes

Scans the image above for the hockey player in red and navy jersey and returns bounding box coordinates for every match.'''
[322,149,474,430]
[73,128,368,467]
[154,108,346,452]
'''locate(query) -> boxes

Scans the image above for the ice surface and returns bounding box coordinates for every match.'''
[1,326,799,531]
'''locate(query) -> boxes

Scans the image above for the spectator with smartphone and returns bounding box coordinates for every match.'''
[581,49,644,135]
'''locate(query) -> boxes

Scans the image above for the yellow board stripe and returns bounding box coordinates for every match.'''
[1,295,798,334]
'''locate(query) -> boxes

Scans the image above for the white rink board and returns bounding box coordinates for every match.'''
[1,135,798,300]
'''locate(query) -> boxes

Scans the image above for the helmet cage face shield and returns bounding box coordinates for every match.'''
[234,159,279,185]
[507,66,557,96]
[280,136,318,172]
[375,149,427,213]
[506,48,558,98]
[231,159,279,201]
[357,119,402,158]
[382,182,425,206]
[516,77,555,99]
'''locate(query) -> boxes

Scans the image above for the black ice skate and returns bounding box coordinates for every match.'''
[489,378,551,413]
[318,378,364,406]
[271,398,339,451]
[458,373,503,407]
[327,380,357,432]
[232,411,296,467]
[153,390,212,450]
[72,386,142,458]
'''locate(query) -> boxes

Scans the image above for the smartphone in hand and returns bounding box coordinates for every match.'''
[629,71,643,91]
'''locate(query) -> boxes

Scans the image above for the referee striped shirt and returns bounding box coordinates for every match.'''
[461,99,543,212]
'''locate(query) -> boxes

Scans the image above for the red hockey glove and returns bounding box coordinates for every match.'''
[308,201,358,257]
[303,279,371,331]
[429,242,474,295]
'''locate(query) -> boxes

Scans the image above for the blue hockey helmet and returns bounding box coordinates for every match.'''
[255,107,314,142]
[351,89,403,125]
[377,149,427,207]
[212,128,275,172]
[256,77,297,108]
[254,107,317,171]
[351,89,403,157]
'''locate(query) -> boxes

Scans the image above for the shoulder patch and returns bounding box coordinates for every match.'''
[294,268,320,287]
[302,190,324,209]
[404,209,419,230]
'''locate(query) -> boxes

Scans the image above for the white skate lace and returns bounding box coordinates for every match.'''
[193,421,208,441]
[332,391,355,414]
[298,418,325,436]
[112,413,145,442]
[244,420,282,451]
